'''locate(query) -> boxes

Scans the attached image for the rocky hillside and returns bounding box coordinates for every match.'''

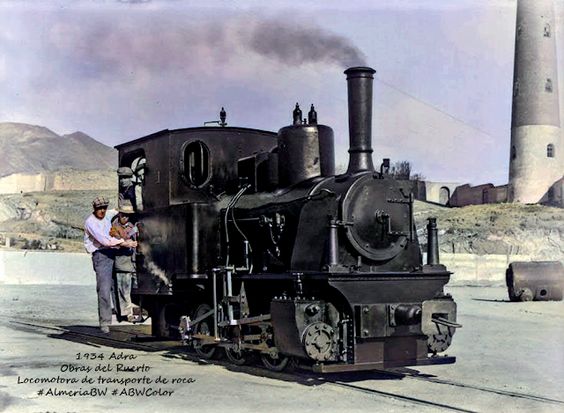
[415,201,564,261]
[0,190,117,251]
[0,122,116,177]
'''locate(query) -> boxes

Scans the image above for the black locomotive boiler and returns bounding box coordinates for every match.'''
[115,67,459,373]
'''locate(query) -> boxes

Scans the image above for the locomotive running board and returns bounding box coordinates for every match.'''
[310,356,456,373]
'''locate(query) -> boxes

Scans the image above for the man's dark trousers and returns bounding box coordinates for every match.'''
[92,250,115,328]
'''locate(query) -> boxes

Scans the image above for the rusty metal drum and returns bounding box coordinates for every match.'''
[506,261,564,302]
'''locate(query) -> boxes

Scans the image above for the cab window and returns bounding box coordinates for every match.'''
[181,140,211,187]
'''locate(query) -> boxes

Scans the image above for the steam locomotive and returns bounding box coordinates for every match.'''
[115,66,459,372]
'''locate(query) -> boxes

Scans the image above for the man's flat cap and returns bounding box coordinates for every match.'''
[92,196,110,209]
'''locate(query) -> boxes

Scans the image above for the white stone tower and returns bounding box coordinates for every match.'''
[509,0,563,204]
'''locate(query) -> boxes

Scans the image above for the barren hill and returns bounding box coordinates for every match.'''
[0,122,116,177]
[415,201,564,260]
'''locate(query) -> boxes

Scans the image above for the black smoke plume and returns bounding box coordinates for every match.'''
[248,20,367,68]
[44,14,366,83]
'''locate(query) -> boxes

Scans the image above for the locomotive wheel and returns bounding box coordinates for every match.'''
[225,346,250,366]
[260,353,289,372]
[193,304,217,359]
[224,327,251,365]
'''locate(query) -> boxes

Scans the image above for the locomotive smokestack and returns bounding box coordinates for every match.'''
[345,66,376,174]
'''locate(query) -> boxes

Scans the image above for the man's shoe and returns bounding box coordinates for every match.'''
[100,325,110,334]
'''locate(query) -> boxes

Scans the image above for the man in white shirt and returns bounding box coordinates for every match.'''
[84,196,137,334]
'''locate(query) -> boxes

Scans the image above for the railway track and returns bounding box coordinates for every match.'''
[318,379,478,413]
[315,372,564,412]
[392,369,564,406]
[8,320,168,352]
[9,320,564,412]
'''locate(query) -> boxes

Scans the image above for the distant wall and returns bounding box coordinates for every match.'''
[0,250,95,285]
[424,182,461,205]
[0,170,115,194]
[449,183,493,206]
[449,183,509,207]
[0,174,47,193]
[488,184,508,204]
[429,252,534,286]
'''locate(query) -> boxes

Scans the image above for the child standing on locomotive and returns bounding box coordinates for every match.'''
[110,200,138,323]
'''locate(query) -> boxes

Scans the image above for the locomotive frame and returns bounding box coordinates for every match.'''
[115,66,460,373]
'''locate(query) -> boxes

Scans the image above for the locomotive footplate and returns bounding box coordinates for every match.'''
[310,354,456,373]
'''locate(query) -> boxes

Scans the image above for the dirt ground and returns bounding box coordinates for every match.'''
[0,285,563,413]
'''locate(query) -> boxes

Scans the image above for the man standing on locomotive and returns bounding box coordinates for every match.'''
[84,196,137,334]
[117,166,143,212]
[110,200,138,323]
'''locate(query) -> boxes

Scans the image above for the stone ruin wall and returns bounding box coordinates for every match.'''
[0,170,115,194]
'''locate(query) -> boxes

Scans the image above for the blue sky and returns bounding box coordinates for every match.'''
[0,0,562,184]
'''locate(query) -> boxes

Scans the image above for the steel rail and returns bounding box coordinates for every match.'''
[321,379,477,413]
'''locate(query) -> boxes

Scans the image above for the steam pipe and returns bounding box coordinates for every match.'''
[427,217,440,265]
[328,217,339,267]
[212,269,219,340]
[344,66,376,174]
[190,203,199,274]
[226,268,234,324]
